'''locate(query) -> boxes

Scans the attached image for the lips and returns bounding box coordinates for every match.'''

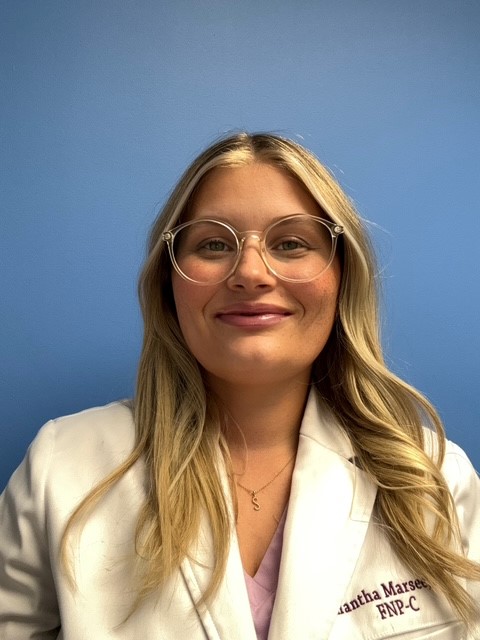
[215,304,292,328]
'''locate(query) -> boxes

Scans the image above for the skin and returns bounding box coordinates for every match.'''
[172,162,342,575]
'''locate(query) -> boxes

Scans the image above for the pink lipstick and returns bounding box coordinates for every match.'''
[215,304,292,328]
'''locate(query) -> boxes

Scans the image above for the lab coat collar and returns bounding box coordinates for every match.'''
[181,389,378,640]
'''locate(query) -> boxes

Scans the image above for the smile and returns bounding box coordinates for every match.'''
[215,307,292,328]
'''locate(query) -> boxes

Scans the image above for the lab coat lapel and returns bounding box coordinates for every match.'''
[180,490,257,640]
[268,391,378,639]
[181,391,377,640]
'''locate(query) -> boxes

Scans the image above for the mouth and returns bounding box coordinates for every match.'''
[215,305,292,328]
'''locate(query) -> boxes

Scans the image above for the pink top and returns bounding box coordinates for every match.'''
[244,511,287,640]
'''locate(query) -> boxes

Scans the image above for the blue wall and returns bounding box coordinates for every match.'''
[1,0,479,489]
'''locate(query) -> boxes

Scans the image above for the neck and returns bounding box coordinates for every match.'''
[206,374,311,454]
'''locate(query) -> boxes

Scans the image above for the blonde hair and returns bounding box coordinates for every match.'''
[62,132,480,624]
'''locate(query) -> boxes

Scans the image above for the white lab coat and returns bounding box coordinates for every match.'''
[0,392,479,639]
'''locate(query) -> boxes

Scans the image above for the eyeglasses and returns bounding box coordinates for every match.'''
[161,213,344,285]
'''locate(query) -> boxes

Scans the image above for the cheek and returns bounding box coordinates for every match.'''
[171,275,215,347]
[302,269,341,319]
[172,279,198,333]
[295,273,341,358]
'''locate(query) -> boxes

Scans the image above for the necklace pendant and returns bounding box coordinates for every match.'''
[251,491,260,511]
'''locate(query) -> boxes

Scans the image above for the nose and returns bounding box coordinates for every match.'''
[227,236,276,290]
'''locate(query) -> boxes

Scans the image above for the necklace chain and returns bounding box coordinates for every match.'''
[236,454,295,512]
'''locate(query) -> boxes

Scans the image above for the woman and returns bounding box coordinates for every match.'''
[0,132,479,639]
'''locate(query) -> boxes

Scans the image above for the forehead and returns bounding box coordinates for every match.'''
[187,162,321,228]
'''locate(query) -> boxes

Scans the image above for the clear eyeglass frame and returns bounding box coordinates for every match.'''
[161,213,345,285]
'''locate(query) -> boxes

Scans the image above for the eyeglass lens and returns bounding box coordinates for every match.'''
[171,216,336,284]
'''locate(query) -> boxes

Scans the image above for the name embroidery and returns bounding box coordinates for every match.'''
[338,578,431,619]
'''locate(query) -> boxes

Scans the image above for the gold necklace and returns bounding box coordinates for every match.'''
[236,455,295,512]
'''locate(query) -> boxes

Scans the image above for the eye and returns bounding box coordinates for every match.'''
[174,221,238,261]
[269,236,311,257]
[200,238,233,252]
[193,235,237,260]
[275,238,308,251]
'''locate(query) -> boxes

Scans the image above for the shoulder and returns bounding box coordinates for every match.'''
[441,438,480,510]
[422,426,479,488]
[3,401,137,514]
[442,439,480,571]
[422,426,479,494]
[31,400,135,468]
[42,399,135,454]
[49,399,135,469]
[423,427,480,550]
[0,402,140,635]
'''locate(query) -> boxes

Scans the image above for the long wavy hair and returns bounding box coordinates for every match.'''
[62,132,480,624]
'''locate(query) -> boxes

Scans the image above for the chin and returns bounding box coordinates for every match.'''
[203,356,312,388]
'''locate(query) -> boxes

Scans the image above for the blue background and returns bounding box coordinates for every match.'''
[1,0,479,490]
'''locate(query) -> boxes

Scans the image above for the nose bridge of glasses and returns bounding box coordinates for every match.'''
[232,230,275,280]
[237,229,267,257]
[238,228,263,241]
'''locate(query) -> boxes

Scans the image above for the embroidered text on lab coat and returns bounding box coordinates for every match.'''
[338,577,431,620]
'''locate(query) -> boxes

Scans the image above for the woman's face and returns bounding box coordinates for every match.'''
[171,162,342,390]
